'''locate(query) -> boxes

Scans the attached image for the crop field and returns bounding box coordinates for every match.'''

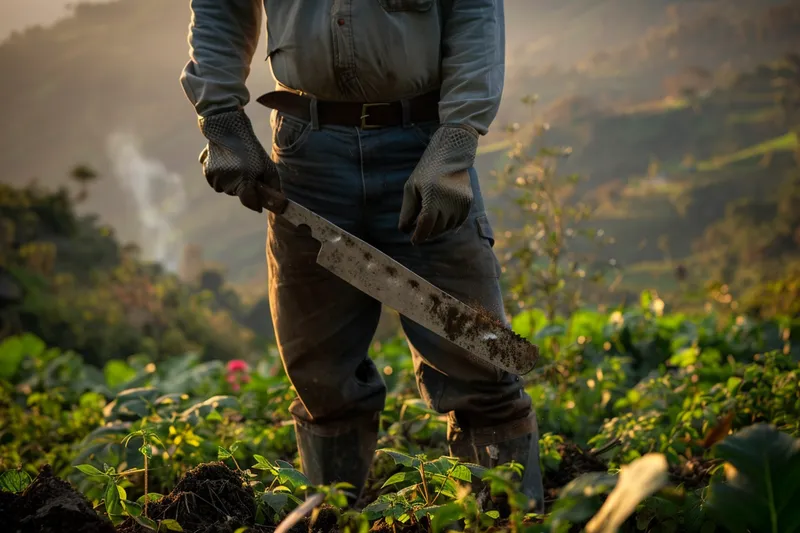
[2,300,799,532]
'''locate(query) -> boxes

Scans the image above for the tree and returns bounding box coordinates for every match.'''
[69,164,99,203]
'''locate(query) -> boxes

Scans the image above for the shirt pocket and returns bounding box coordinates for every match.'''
[377,0,434,12]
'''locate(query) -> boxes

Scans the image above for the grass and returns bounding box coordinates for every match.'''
[696,131,798,171]
[726,107,782,125]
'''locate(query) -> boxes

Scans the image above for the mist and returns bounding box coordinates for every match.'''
[106,132,188,271]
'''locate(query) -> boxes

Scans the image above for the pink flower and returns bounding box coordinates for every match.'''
[227,360,250,373]
[225,359,251,393]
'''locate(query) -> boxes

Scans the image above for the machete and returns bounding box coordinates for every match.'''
[257,183,539,375]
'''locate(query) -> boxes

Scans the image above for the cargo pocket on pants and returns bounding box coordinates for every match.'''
[475,214,501,278]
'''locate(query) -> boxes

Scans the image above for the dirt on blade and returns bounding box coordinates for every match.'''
[413,285,538,373]
[117,462,260,533]
[13,464,116,533]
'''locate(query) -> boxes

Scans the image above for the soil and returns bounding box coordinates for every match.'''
[543,442,609,502]
[669,457,718,489]
[1,442,622,533]
[8,464,116,533]
[117,462,264,533]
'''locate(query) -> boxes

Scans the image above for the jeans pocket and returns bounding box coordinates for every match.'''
[410,120,439,147]
[272,111,312,156]
[377,0,434,12]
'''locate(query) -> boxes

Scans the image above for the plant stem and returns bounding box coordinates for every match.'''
[144,454,149,518]
[419,465,430,504]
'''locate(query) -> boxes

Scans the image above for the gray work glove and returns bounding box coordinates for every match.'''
[399,124,478,244]
[198,108,281,213]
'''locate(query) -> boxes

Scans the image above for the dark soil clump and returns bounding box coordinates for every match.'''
[309,505,340,533]
[670,457,717,489]
[0,490,20,531]
[13,464,116,533]
[544,442,608,500]
[118,462,256,533]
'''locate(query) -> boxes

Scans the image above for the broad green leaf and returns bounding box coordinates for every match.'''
[451,465,472,482]
[0,335,39,380]
[726,377,743,393]
[668,347,698,367]
[377,449,421,468]
[0,469,32,493]
[462,463,488,480]
[362,500,390,520]
[276,468,310,488]
[262,492,289,514]
[136,493,163,505]
[105,479,123,518]
[121,499,143,517]
[430,502,464,533]
[75,464,106,479]
[382,470,421,488]
[132,514,158,530]
[160,519,184,531]
[707,423,800,533]
[104,360,137,389]
[586,453,670,533]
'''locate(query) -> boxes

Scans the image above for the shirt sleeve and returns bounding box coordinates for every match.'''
[179,0,263,117]
[438,0,505,136]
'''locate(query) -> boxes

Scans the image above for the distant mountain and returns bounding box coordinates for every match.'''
[0,0,795,281]
[0,0,112,42]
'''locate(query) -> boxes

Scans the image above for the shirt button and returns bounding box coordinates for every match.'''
[337,18,346,26]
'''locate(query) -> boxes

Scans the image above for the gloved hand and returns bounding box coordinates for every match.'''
[398,124,478,244]
[198,107,281,213]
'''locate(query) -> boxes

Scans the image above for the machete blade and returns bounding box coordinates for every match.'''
[261,190,539,375]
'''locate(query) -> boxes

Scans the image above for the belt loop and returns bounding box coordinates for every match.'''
[400,98,411,128]
[309,96,320,131]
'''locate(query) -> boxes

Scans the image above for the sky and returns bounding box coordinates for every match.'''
[0,0,112,42]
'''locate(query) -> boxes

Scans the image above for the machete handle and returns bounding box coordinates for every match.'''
[256,181,289,215]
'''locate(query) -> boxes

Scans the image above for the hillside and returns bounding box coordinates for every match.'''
[1,0,798,284]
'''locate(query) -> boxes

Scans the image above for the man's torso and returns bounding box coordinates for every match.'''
[264,0,449,102]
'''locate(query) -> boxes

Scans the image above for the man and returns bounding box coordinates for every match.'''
[180,0,545,512]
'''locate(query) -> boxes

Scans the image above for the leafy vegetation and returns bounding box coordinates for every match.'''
[1,173,799,531]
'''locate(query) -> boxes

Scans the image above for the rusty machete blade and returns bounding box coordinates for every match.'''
[269,197,539,375]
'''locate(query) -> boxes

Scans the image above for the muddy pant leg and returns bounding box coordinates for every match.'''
[362,123,545,511]
[267,113,386,500]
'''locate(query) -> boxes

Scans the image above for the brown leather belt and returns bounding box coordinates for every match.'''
[255,89,440,129]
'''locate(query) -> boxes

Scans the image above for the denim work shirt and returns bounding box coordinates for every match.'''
[180,0,505,135]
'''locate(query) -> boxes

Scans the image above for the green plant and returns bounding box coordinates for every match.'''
[493,97,619,327]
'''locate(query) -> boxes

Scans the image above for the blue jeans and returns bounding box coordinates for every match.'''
[266,105,536,447]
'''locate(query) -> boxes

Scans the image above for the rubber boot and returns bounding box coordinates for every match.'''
[475,430,546,515]
[293,414,379,506]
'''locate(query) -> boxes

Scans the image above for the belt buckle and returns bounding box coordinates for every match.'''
[360,102,390,130]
